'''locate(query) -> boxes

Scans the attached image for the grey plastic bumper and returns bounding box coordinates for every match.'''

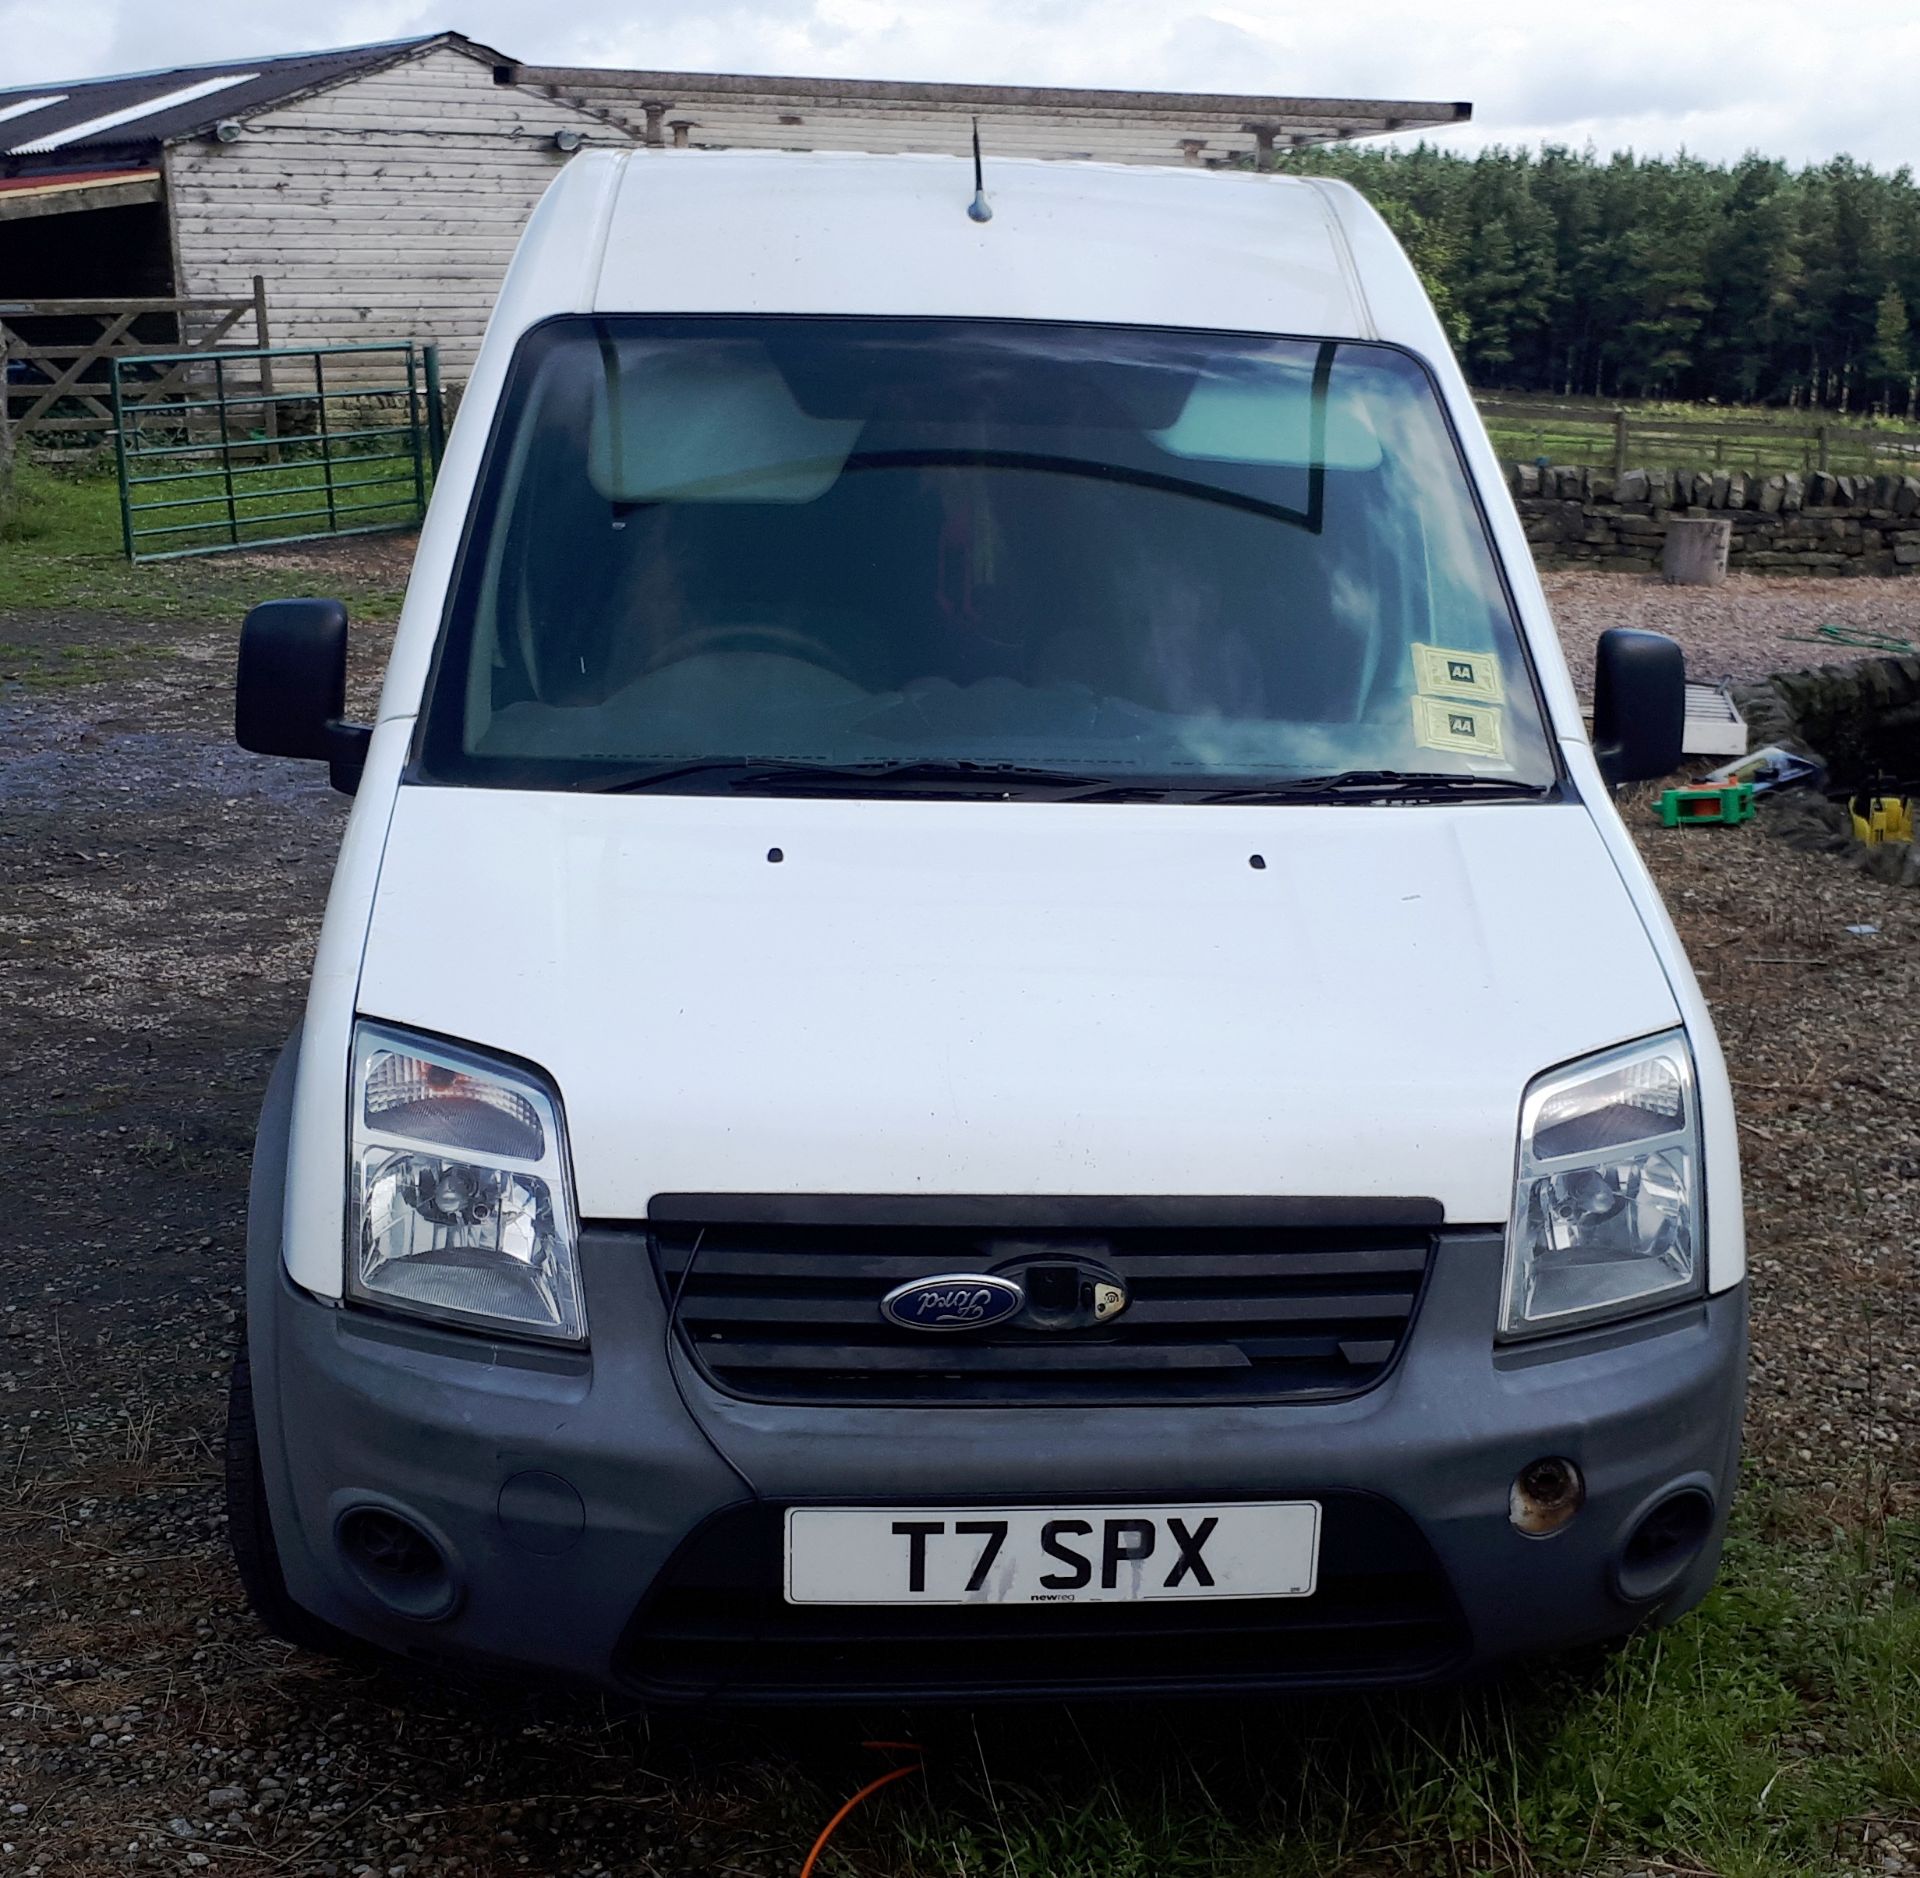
[250,1207,1745,1699]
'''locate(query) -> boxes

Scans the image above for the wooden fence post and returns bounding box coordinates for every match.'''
[1663,518,1732,586]
[1612,408,1629,475]
[1817,422,1830,471]
[251,273,277,448]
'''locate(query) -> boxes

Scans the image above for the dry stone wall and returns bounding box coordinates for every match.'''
[1730,656,1920,886]
[1733,655,1920,767]
[1510,464,1920,576]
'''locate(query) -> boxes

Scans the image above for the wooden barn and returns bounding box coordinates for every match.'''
[0,31,1466,431]
[0,34,618,388]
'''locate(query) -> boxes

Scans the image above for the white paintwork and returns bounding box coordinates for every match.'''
[593,151,1362,328]
[281,718,407,1292]
[1556,738,1745,1287]
[284,150,1744,1304]
[346,791,1677,1227]
[12,73,255,153]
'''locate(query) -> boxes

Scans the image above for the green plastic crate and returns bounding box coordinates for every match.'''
[1656,782,1756,828]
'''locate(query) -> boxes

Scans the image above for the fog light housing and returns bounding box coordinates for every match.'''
[1615,1487,1715,1602]
[336,1504,458,1621]
[1510,1455,1585,1536]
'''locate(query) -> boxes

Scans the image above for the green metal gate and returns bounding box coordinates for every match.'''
[111,340,440,561]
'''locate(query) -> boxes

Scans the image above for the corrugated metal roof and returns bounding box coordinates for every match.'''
[0,35,444,164]
[0,95,70,129]
[13,73,262,154]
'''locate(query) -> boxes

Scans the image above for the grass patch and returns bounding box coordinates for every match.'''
[117,437,423,552]
[0,636,163,690]
[0,463,412,623]
[1478,391,1920,477]
[812,1505,1918,1877]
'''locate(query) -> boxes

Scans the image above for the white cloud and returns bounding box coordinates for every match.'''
[3,0,1915,169]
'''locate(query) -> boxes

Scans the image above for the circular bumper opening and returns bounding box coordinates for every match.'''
[336,1504,460,1622]
[1510,1456,1585,1537]
[1615,1487,1716,1603]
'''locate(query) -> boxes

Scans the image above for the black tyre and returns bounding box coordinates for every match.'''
[224,1333,356,1656]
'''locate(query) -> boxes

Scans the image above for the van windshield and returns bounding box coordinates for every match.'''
[417,317,1555,798]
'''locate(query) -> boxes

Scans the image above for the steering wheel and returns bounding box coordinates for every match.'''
[640,623,862,685]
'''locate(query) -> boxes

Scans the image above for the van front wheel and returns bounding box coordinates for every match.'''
[224,1334,354,1656]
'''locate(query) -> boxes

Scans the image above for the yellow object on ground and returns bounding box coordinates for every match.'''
[1851,795,1915,846]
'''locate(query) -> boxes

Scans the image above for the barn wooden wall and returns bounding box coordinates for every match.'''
[165,46,627,377]
[520,72,1445,168]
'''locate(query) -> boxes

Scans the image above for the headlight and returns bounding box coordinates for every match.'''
[348,1022,584,1342]
[1501,1032,1702,1339]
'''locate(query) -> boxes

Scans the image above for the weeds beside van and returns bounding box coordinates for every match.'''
[225,148,1746,1701]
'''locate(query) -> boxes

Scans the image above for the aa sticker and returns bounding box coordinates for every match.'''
[1412,695,1506,761]
[1413,642,1504,705]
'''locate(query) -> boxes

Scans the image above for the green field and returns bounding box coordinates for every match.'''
[118,441,423,560]
[1476,393,1920,478]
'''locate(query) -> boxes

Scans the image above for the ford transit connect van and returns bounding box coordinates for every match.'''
[226,148,1746,1701]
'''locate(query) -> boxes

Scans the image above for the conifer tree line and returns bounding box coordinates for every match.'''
[1286,144,1920,414]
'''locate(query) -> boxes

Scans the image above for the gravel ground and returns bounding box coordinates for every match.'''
[1,564,1916,1874]
[1622,786,1920,1525]
[1543,570,1920,690]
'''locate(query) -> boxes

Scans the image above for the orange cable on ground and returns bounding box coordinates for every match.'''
[797,1745,925,1878]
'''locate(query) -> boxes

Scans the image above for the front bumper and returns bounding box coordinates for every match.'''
[249,1224,1747,1703]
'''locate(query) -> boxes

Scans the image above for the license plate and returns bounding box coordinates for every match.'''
[784,1502,1321,1605]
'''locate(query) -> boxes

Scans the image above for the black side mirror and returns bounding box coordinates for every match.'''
[236,598,372,795]
[1592,628,1685,787]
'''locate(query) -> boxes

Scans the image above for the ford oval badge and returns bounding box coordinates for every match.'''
[881,1272,1025,1333]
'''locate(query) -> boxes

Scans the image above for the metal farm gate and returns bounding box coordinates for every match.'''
[111,340,442,561]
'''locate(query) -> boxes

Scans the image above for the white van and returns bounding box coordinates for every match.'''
[226,148,1745,1701]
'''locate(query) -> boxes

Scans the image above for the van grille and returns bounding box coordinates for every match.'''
[650,1217,1434,1405]
[618,1494,1468,1702]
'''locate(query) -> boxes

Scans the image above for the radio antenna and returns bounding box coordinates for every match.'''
[967,115,993,222]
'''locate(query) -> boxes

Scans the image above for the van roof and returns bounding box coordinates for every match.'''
[517,150,1438,350]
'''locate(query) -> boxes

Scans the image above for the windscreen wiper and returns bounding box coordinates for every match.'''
[568,757,1142,798]
[1191,770,1552,804]
[565,760,1546,803]
[566,757,823,794]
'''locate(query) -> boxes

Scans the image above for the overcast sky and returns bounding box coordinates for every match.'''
[4,0,1915,171]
